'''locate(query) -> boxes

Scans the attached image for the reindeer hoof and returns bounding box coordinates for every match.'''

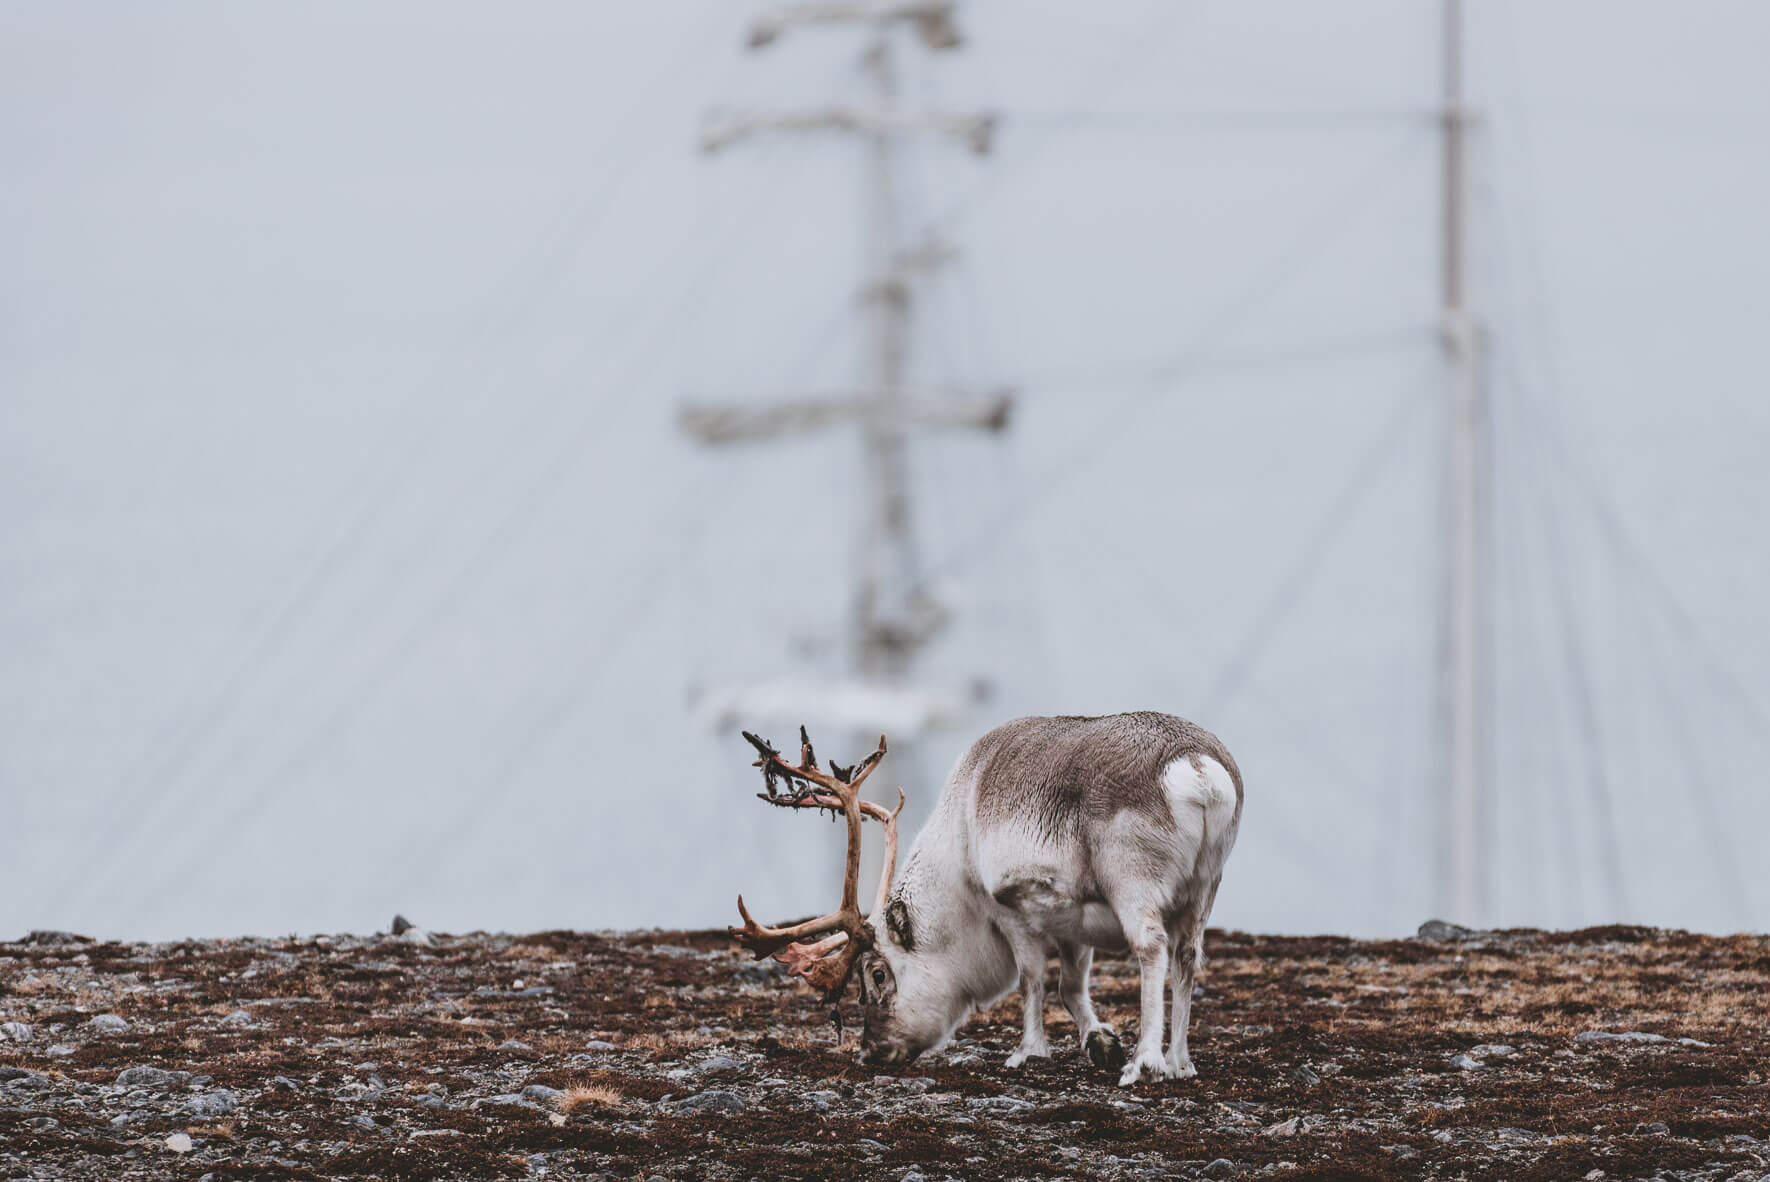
[1085,1027,1126,1073]
[1117,1047,1169,1087]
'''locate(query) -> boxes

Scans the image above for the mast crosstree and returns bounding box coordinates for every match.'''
[682,0,1008,868]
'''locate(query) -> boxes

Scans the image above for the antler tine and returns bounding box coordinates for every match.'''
[872,788,907,918]
[732,894,852,959]
[844,734,889,793]
[798,725,817,771]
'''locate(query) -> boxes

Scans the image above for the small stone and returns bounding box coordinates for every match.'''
[966,1095,1034,1114]
[497,1039,534,1053]
[26,1116,59,1130]
[1203,1160,1238,1180]
[85,1013,130,1033]
[1633,1121,1670,1136]
[390,914,415,935]
[671,1089,748,1115]
[268,1075,301,1092]
[803,1089,841,1113]
[522,1084,565,1104]
[0,1021,32,1043]
[584,1040,617,1052]
[1264,1116,1301,1137]
[350,1113,378,1130]
[1449,1053,1483,1070]
[899,1173,929,1182]
[182,1090,240,1117]
[165,1132,193,1154]
[118,1065,191,1088]
[1416,919,1476,941]
[1469,1043,1515,1059]
[1289,1064,1321,1086]
[1574,1030,1670,1045]
[221,1010,255,1027]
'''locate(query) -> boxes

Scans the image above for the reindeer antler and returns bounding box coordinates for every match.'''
[731,727,902,1001]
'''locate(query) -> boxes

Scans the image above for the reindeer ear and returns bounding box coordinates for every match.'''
[885,898,916,952]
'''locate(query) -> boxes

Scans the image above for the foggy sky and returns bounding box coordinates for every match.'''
[5,1,1769,941]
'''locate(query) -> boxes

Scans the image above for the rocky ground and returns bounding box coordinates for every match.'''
[2,921,1767,1181]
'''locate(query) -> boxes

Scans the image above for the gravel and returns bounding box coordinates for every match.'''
[2,924,1765,1180]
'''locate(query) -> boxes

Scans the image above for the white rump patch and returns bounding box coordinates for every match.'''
[1160,756,1238,878]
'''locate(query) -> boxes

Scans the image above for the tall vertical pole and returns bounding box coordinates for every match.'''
[1442,0,1483,924]
[856,31,914,685]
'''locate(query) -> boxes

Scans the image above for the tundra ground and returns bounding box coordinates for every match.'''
[3,923,1768,1180]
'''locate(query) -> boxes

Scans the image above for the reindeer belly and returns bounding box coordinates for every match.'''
[1078,902,1129,950]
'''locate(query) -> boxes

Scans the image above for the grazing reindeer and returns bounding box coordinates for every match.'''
[731,712,1242,1086]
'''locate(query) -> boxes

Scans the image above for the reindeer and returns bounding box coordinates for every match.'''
[731,712,1242,1086]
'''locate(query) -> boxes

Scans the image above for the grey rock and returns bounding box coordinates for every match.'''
[221,1010,255,1027]
[497,1039,534,1053]
[350,1113,378,1130]
[733,961,781,984]
[268,1075,301,1092]
[413,1092,445,1107]
[670,1089,748,1115]
[0,1067,45,1084]
[693,1055,745,1077]
[26,1116,60,1130]
[1469,1043,1516,1059]
[966,1095,1034,1115]
[1416,919,1476,941]
[899,1173,930,1182]
[802,1089,841,1113]
[1289,1064,1321,1086]
[1634,1121,1671,1136]
[45,1042,75,1057]
[1575,1030,1670,1045]
[1203,1160,1238,1180]
[24,930,93,946]
[390,914,416,935]
[182,1090,240,1117]
[479,1092,536,1108]
[1449,1053,1483,1070]
[117,1066,191,1088]
[584,1040,618,1051]
[522,1084,565,1104]
[85,1013,130,1033]
[0,1021,32,1043]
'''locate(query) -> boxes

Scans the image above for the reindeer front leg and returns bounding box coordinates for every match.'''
[1002,927,1050,1067]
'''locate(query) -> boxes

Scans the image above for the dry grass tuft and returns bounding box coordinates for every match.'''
[557,1083,625,1113]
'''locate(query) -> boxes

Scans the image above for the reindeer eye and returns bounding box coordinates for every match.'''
[872,968,887,988]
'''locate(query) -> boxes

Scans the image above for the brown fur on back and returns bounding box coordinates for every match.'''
[965,712,1242,842]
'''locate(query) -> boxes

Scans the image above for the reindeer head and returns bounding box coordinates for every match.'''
[730,727,912,1061]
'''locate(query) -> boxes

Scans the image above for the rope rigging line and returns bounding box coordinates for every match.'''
[1196,372,1432,720]
[922,127,1432,587]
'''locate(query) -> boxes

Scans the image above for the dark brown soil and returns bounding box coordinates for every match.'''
[2,924,1767,1180]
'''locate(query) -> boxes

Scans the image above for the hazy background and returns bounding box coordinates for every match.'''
[6,1,1768,942]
